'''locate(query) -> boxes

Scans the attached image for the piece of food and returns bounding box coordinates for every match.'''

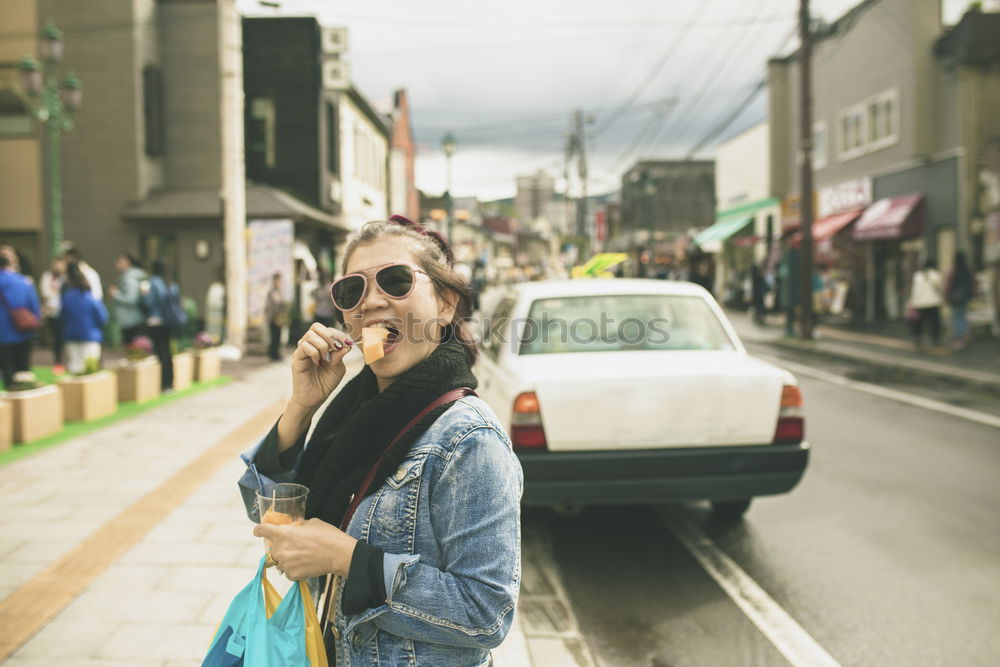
[362,326,390,364]
[261,508,294,525]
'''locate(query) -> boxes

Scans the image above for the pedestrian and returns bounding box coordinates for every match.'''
[143,260,176,391]
[751,264,768,325]
[63,247,103,299]
[779,245,801,336]
[108,252,147,345]
[40,256,67,373]
[311,269,336,328]
[245,216,521,663]
[0,252,41,389]
[945,251,975,350]
[265,272,289,362]
[61,262,108,375]
[908,259,944,350]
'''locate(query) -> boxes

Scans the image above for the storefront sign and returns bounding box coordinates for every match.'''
[247,219,294,327]
[818,177,873,218]
[985,211,1000,265]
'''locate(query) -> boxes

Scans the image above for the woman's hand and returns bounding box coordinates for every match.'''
[253,518,358,581]
[290,323,354,411]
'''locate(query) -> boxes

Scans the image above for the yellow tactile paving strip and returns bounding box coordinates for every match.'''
[0,398,285,661]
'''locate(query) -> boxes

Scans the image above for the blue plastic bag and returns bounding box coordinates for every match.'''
[203,557,311,667]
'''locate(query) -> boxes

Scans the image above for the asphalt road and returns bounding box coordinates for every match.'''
[524,349,1000,666]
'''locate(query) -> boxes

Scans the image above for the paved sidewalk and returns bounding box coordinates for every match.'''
[726,309,1000,393]
[0,356,534,666]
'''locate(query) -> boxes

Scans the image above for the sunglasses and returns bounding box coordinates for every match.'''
[329,263,431,312]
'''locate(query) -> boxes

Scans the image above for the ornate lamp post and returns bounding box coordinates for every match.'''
[18,23,84,260]
[441,131,456,241]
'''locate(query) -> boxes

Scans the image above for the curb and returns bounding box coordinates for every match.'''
[763,337,1000,395]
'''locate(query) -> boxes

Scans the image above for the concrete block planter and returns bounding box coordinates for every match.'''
[59,371,118,422]
[117,358,162,403]
[172,351,194,391]
[3,385,64,443]
[0,400,12,452]
[194,349,221,383]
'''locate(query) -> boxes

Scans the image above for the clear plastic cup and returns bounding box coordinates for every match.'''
[256,482,309,524]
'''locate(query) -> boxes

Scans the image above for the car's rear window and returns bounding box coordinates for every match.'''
[518,294,736,355]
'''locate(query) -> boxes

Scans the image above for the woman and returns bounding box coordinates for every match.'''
[247,216,522,665]
[908,259,944,350]
[61,262,108,374]
[144,260,176,391]
[265,272,289,361]
[40,256,66,372]
[108,252,147,345]
[945,251,974,350]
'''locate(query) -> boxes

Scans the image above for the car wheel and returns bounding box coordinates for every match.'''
[711,499,751,519]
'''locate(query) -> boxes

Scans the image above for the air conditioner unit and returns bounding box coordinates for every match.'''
[322,27,348,55]
[322,60,349,91]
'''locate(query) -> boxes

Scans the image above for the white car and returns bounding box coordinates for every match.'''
[474,279,808,519]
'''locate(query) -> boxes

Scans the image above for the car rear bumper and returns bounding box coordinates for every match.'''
[516,442,809,506]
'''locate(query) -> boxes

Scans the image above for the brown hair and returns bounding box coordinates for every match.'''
[338,219,478,364]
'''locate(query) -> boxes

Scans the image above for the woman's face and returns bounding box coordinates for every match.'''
[342,238,456,390]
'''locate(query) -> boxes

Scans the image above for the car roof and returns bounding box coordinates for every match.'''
[503,279,712,300]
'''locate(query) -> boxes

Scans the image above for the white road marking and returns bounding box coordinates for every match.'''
[756,353,1000,430]
[657,507,842,667]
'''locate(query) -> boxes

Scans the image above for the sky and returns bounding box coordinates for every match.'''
[238,0,974,202]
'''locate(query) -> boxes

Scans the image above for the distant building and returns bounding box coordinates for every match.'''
[611,160,715,250]
[387,89,419,222]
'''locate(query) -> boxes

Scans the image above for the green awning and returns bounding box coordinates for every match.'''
[693,216,753,246]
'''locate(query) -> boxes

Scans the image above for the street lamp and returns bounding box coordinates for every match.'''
[442,132,456,242]
[18,23,84,260]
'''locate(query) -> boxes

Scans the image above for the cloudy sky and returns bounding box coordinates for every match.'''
[239,0,972,201]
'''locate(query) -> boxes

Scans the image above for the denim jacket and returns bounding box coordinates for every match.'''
[240,396,523,666]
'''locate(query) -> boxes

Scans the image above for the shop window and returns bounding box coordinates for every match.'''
[867,89,898,150]
[325,101,339,175]
[249,97,276,172]
[837,105,866,161]
[142,65,165,157]
[0,65,33,136]
[813,120,828,170]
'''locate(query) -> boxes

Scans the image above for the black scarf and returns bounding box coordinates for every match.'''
[295,337,477,527]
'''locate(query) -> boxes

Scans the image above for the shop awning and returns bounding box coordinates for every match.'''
[693,216,753,247]
[852,194,924,241]
[790,209,863,246]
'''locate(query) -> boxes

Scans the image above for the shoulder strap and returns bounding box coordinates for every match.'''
[339,386,476,531]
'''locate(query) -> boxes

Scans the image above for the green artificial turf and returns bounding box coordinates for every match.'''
[0,375,232,467]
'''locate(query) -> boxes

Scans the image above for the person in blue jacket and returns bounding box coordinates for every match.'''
[61,262,109,375]
[144,260,176,391]
[0,252,41,389]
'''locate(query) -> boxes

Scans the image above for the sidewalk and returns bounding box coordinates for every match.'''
[0,354,534,666]
[726,309,1000,393]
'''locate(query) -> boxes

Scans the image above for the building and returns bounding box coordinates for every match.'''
[242,16,389,344]
[387,89,419,222]
[696,122,780,302]
[514,170,568,235]
[0,0,45,274]
[769,0,1000,324]
[617,160,716,276]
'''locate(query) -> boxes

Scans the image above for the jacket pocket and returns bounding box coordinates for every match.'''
[371,454,429,552]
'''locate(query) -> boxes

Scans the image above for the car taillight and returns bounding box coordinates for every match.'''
[511,391,548,451]
[772,384,804,444]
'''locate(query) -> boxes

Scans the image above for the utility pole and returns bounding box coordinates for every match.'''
[219,0,247,351]
[574,108,589,258]
[798,0,815,340]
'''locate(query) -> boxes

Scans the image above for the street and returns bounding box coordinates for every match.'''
[521,342,1000,666]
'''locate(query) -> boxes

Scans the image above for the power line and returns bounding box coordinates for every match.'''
[683,21,799,157]
[649,0,782,149]
[685,78,768,158]
[587,0,715,142]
